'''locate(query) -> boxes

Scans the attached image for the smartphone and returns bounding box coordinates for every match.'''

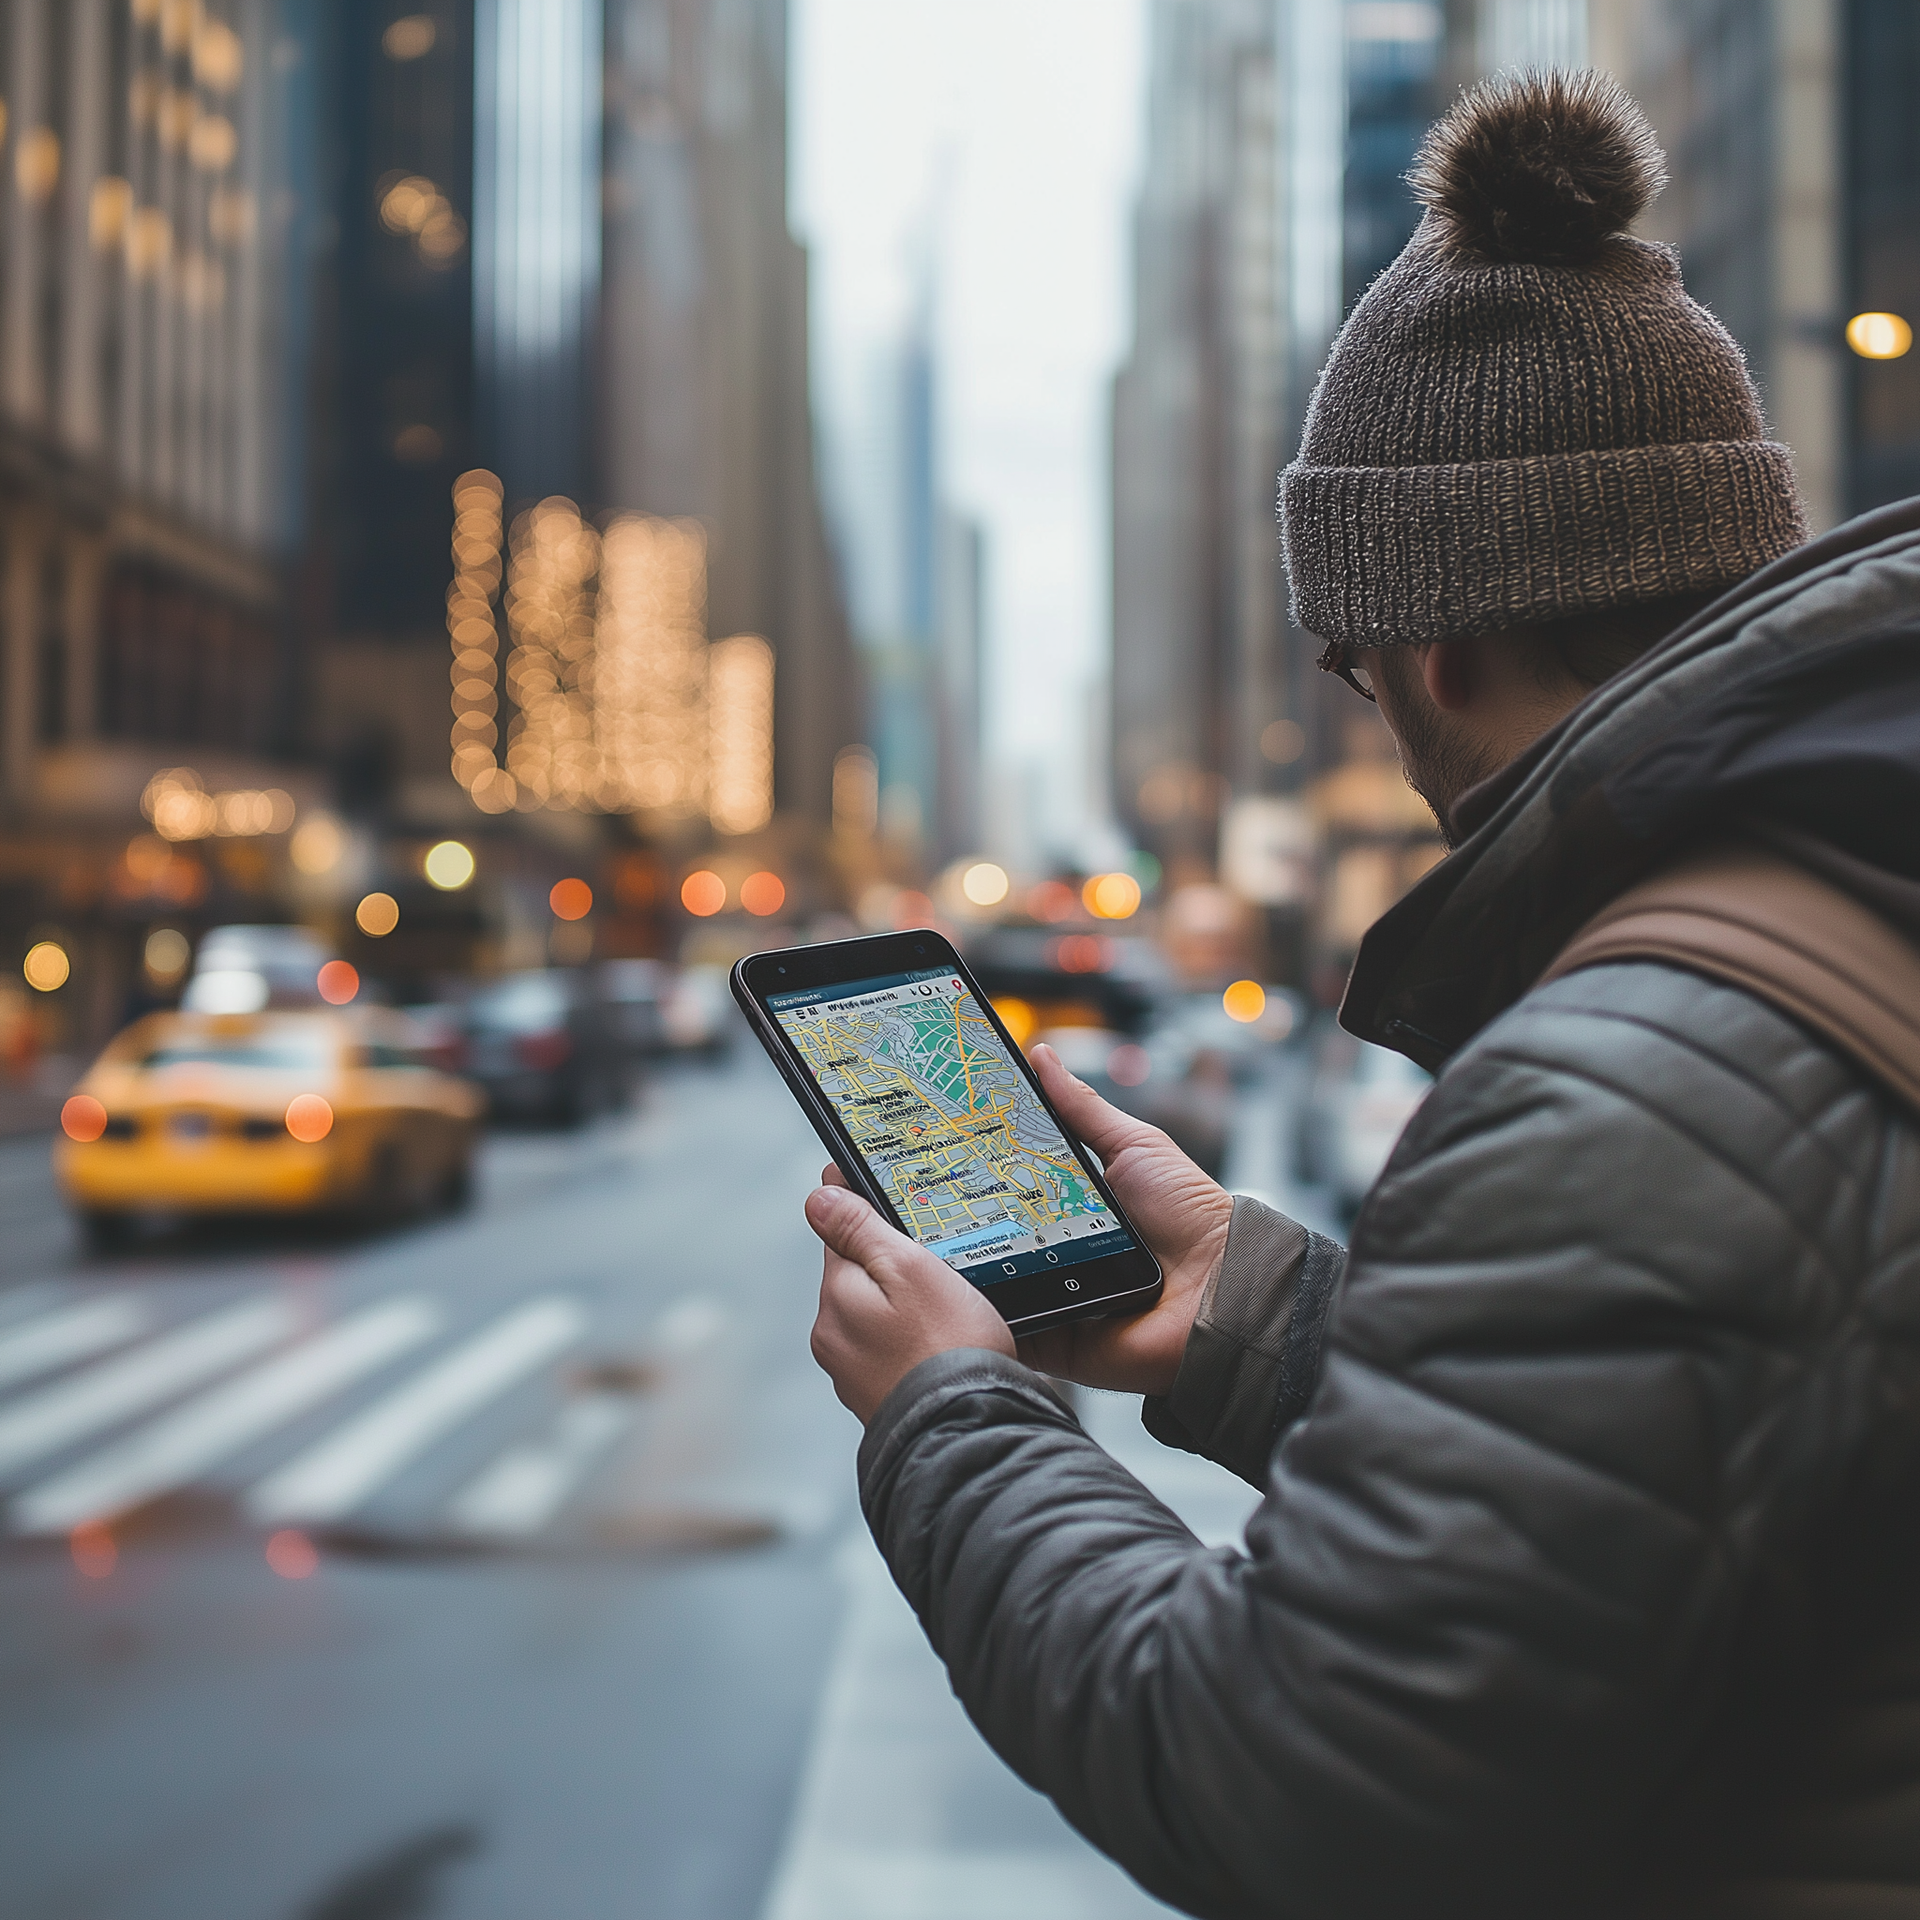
[732,929,1163,1335]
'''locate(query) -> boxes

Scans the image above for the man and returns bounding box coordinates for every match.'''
[804,71,1920,1918]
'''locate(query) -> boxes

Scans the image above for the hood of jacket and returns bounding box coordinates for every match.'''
[1343,497,1920,1069]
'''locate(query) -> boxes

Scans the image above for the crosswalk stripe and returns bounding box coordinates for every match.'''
[0,1296,147,1392]
[0,1297,297,1482]
[446,1393,630,1538]
[11,1298,443,1537]
[246,1296,585,1526]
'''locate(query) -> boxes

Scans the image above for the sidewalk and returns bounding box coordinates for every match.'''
[759,1393,1258,1920]
[757,1064,1313,1920]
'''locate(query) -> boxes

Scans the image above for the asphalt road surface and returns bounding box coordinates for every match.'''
[0,1048,1270,1920]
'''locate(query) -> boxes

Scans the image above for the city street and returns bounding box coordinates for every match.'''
[0,1045,1281,1920]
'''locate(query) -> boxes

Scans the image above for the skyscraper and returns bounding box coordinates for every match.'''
[0,0,326,1051]
[0,0,319,802]
[1588,0,1843,532]
[1110,0,1286,877]
[317,0,858,836]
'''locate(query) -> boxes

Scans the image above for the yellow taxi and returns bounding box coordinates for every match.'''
[56,1007,484,1247]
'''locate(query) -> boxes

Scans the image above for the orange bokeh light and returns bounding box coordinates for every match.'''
[285,1094,334,1143]
[992,997,1037,1049]
[890,890,934,930]
[265,1529,319,1579]
[1027,880,1078,923]
[1051,934,1109,975]
[61,1094,108,1143]
[316,960,359,1005]
[549,877,593,921]
[1222,979,1267,1024]
[740,871,785,917]
[1083,872,1142,920]
[681,870,726,917]
[71,1522,116,1579]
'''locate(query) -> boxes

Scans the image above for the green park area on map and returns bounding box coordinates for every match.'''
[777,987,1103,1257]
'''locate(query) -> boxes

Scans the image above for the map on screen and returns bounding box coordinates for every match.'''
[769,968,1132,1281]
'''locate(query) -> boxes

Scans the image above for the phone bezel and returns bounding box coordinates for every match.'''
[732,929,1163,1334]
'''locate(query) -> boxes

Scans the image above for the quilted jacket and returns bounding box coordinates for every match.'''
[856,501,1920,1918]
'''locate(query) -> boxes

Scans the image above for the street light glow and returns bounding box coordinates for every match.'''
[1847,311,1912,359]
[682,870,726,917]
[1084,872,1142,920]
[961,862,1010,907]
[316,961,359,1005]
[1222,980,1267,1024]
[549,878,593,921]
[740,871,786,917]
[355,893,400,937]
[423,841,475,890]
[23,941,70,992]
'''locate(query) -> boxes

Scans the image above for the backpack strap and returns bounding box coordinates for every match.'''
[1541,839,1920,1115]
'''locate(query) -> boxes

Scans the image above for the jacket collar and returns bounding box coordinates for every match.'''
[1341,498,1920,1069]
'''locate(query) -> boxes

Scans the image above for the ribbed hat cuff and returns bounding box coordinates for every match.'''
[1280,439,1807,644]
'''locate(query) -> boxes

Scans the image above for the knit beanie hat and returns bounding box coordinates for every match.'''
[1279,70,1807,646]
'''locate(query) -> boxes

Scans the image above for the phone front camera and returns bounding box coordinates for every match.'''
[914,943,926,955]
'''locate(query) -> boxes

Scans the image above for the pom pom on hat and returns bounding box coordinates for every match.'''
[1409,69,1667,266]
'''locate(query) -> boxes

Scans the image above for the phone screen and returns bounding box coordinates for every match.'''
[766,965,1140,1287]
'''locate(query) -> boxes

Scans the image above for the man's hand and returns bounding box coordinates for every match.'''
[802,1042,1234,1419]
[1014,1044,1232,1397]
[806,1182,1015,1423]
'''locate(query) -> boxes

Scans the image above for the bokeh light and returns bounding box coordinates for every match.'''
[890,890,935,930]
[961,862,1009,907]
[1108,1043,1150,1087]
[740,871,786,917]
[70,1522,116,1580]
[1222,979,1267,1024]
[285,1095,334,1143]
[1052,934,1109,974]
[355,892,400,937]
[550,877,593,920]
[1084,872,1142,920]
[266,1529,320,1579]
[23,941,70,992]
[681,870,726,917]
[992,997,1037,1048]
[1847,311,1912,359]
[61,1095,108,1143]
[423,840,475,890]
[290,815,343,875]
[1027,880,1078,923]
[316,961,359,1005]
[144,927,191,980]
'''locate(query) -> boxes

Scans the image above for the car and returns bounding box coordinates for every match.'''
[56,1007,483,1246]
[459,970,628,1124]
[181,924,337,1012]
[660,963,735,1056]
[1293,1024,1432,1217]
[598,959,669,1056]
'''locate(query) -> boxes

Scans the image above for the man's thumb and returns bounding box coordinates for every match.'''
[805,1184,900,1264]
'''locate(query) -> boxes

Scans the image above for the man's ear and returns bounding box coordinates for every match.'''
[1421,636,1476,712]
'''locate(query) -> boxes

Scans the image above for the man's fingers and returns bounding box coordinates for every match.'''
[820,1163,849,1189]
[1031,1043,1149,1159]
[805,1183,911,1271]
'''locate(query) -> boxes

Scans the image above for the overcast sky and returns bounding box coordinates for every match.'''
[791,0,1147,863]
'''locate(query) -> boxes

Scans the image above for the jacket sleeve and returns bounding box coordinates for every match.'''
[857,966,1871,1919]
[1141,1194,1347,1486]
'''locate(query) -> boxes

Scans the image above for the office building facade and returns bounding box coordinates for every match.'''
[317,0,858,839]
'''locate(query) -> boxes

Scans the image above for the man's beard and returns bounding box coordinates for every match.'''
[1389,696,1505,850]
